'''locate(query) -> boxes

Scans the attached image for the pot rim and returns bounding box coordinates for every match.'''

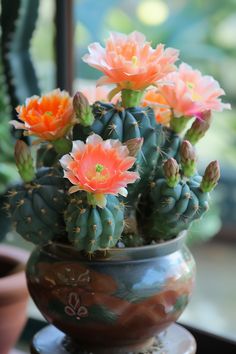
[39,231,187,263]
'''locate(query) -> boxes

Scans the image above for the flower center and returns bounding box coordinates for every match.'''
[186,81,202,102]
[95,163,104,172]
[45,111,53,116]
[131,55,138,66]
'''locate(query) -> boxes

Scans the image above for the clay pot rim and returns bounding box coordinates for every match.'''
[37,231,187,263]
[0,245,29,301]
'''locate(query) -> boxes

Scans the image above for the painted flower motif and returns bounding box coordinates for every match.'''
[159,63,231,117]
[142,90,172,125]
[83,31,179,91]
[10,89,74,141]
[60,134,139,207]
[65,292,88,320]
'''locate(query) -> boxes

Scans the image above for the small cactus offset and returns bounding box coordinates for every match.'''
[4,31,230,253]
[65,193,124,254]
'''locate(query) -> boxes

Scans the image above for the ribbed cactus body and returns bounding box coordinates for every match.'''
[155,127,182,179]
[74,102,158,201]
[142,174,209,240]
[65,193,125,253]
[7,168,67,244]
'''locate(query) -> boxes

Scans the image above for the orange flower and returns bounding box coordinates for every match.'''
[10,89,74,141]
[60,134,139,207]
[142,90,172,125]
[83,31,179,91]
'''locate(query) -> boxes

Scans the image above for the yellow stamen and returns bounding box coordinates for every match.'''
[131,55,138,66]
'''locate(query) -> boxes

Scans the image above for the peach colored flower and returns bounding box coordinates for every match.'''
[83,31,179,91]
[79,85,118,104]
[10,89,74,141]
[159,63,231,117]
[60,134,139,207]
[142,90,171,125]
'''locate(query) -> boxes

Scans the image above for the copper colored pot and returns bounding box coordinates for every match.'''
[26,232,195,353]
[0,245,29,354]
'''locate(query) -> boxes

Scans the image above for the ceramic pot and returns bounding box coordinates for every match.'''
[0,245,29,354]
[26,232,195,353]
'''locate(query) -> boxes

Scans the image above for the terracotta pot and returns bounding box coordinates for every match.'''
[26,232,195,354]
[0,245,29,354]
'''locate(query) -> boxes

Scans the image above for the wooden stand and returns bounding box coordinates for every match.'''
[31,323,196,354]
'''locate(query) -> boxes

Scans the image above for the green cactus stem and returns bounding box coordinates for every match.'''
[65,193,125,254]
[7,168,67,245]
[184,111,211,145]
[73,91,94,126]
[138,173,210,241]
[52,138,72,155]
[180,140,197,178]
[121,89,144,108]
[170,116,190,134]
[200,160,220,192]
[14,140,36,182]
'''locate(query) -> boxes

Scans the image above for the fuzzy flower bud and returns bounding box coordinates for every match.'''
[124,138,143,157]
[200,160,220,192]
[180,140,197,177]
[163,158,180,187]
[14,140,36,182]
[184,111,211,145]
[73,91,94,127]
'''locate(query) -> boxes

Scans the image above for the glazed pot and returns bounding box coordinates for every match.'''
[26,232,195,353]
[0,245,29,354]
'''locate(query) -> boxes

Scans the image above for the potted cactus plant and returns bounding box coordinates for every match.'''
[5,31,230,353]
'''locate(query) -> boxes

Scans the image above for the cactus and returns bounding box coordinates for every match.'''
[65,193,124,254]
[6,167,67,244]
[5,31,228,253]
[1,0,40,141]
[138,154,220,241]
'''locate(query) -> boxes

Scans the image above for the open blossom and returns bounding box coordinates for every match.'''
[159,63,231,118]
[142,90,172,125]
[10,89,74,141]
[79,85,118,104]
[60,134,139,206]
[83,31,179,91]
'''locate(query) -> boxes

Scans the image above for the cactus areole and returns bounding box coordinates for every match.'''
[5,30,230,354]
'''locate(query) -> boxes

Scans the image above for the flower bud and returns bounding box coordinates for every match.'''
[184,111,211,145]
[73,91,94,126]
[180,140,197,177]
[200,160,220,192]
[124,138,143,157]
[14,140,36,182]
[163,158,180,187]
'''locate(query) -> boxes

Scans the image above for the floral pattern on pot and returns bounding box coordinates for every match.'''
[26,237,195,348]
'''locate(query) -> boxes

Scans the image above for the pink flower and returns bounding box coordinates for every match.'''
[142,90,171,125]
[79,85,119,104]
[159,63,231,117]
[83,31,179,91]
[60,134,139,207]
